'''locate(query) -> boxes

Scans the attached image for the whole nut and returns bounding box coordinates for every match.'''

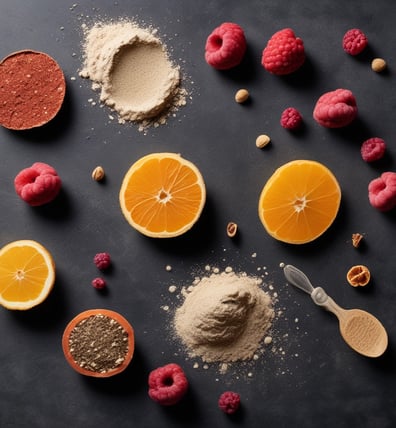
[226,222,238,238]
[92,166,105,181]
[347,265,370,287]
[235,89,249,104]
[256,134,271,148]
[371,58,387,73]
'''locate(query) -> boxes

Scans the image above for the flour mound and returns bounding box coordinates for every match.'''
[79,20,185,128]
[174,271,274,363]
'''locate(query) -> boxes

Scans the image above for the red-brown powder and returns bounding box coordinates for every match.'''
[0,50,66,130]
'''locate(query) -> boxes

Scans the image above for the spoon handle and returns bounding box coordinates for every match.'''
[311,287,346,321]
[283,265,347,319]
[283,264,315,294]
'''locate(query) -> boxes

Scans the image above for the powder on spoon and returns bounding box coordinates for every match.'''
[174,270,274,363]
[79,20,186,130]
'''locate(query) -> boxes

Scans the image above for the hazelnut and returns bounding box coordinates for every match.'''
[371,58,387,73]
[235,89,249,104]
[256,134,271,148]
[347,265,370,287]
[226,222,238,238]
[92,166,105,181]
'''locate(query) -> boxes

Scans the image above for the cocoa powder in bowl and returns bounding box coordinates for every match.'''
[0,50,66,130]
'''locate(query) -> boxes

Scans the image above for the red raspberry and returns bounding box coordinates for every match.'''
[313,88,358,128]
[14,162,61,206]
[91,277,106,289]
[93,252,111,270]
[280,107,303,130]
[361,137,386,162]
[205,23,246,70]
[343,29,368,55]
[218,391,241,414]
[261,28,305,75]
[148,363,188,406]
[368,172,396,212]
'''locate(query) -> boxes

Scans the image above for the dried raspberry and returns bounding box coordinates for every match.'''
[280,107,303,130]
[93,252,111,270]
[313,88,358,128]
[14,162,62,206]
[361,137,386,162]
[205,23,246,70]
[343,29,368,55]
[262,28,305,75]
[148,363,188,406]
[218,391,241,414]
[91,277,106,290]
[368,172,396,212]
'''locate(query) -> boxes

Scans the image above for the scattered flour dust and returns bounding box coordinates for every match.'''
[79,19,187,131]
[173,269,275,366]
[163,258,303,378]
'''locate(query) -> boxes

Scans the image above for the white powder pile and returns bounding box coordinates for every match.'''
[79,20,186,130]
[174,270,274,363]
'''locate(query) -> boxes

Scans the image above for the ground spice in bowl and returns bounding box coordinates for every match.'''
[174,270,274,363]
[79,20,186,130]
[0,50,66,130]
[62,309,135,378]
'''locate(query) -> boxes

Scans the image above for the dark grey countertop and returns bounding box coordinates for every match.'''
[0,1,395,427]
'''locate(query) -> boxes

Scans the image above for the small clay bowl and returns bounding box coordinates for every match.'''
[62,309,135,378]
[0,50,66,130]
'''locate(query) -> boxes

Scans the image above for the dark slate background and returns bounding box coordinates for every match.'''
[0,1,395,427]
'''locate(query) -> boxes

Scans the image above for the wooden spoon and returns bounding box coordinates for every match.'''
[283,264,388,358]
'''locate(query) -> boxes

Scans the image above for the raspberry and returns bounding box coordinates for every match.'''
[218,391,241,414]
[205,23,246,70]
[93,252,111,270]
[313,88,358,128]
[368,172,396,212]
[280,107,303,130]
[14,162,61,206]
[361,137,386,162]
[343,29,368,55]
[261,28,305,75]
[91,277,106,290]
[148,363,188,406]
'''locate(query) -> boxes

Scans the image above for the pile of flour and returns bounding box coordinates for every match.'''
[174,270,274,363]
[79,20,186,130]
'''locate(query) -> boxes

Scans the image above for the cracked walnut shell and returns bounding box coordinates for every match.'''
[351,233,363,248]
[347,265,370,287]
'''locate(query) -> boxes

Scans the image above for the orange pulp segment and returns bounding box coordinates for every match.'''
[0,240,55,310]
[258,160,341,244]
[119,153,206,238]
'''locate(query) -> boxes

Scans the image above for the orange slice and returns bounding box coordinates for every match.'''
[119,153,206,238]
[0,240,55,310]
[258,160,341,244]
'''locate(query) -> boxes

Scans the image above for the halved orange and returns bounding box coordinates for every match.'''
[0,240,55,310]
[119,153,206,238]
[258,160,341,244]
